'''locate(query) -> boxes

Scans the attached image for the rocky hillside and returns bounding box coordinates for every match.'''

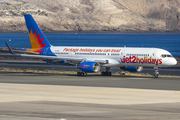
[0,0,180,32]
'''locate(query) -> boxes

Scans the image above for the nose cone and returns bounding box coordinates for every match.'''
[170,58,177,66]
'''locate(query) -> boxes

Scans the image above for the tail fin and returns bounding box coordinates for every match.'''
[24,14,51,49]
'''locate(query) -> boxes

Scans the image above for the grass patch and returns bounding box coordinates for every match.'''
[0,67,78,74]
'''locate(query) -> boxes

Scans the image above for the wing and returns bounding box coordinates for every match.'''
[20,54,84,62]
[5,42,109,64]
[20,54,109,63]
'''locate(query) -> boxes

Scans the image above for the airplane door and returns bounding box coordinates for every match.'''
[70,51,72,57]
[152,51,157,59]
[120,50,125,61]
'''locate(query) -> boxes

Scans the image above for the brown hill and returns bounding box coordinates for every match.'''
[0,0,180,32]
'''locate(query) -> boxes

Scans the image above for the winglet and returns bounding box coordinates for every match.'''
[5,42,14,54]
[140,43,143,48]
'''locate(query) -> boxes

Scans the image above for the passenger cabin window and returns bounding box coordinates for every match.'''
[126,54,149,56]
[161,54,172,58]
[75,53,106,55]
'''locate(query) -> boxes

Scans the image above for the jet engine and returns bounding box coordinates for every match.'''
[77,61,100,73]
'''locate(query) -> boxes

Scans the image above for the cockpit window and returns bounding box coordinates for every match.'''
[161,54,172,58]
[161,55,166,58]
[167,55,172,57]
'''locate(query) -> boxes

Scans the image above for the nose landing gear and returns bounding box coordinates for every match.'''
[153,67,159,78]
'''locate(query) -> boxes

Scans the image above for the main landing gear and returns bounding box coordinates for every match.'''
[153,67,159,78]
[101,67,112,76]
[77,72,87,76]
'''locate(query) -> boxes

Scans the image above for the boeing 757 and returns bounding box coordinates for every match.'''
[6,14,177,78]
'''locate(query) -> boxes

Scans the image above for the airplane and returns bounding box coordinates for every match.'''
[6,14,177,78]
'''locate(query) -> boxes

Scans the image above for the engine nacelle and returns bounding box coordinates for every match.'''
[120,66,143,72]
[77,62,100,73]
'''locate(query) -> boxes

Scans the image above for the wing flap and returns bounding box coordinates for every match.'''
[94,60,108,64]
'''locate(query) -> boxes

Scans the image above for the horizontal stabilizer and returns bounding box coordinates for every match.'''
[5,42,14,54]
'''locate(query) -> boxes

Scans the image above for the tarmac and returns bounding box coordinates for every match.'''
[0,72,180,120]
[0,60,180,76]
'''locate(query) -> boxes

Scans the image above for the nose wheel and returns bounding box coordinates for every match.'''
[153,67,159,78]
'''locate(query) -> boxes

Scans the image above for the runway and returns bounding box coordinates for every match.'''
[0,71,180,90]
[0,60,180,76]
[0,72,180,120]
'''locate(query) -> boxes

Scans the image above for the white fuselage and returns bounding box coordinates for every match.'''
[48,46,177,67]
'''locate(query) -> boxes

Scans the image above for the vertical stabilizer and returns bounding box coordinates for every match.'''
[24,14,51,49]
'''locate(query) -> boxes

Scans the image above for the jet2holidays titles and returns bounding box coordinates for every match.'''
[62,48,162,65]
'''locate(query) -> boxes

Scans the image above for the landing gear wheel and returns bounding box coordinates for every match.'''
[77,72,87,76]
[101,72,105,76]
[154,74,158,78]
[108,72,111,76]
[101,72,111,76]
[81,72,84,76]
[153,68,159,78]
[77,72,81,76]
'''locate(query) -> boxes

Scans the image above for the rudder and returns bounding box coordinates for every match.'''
[24,14,51,49]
